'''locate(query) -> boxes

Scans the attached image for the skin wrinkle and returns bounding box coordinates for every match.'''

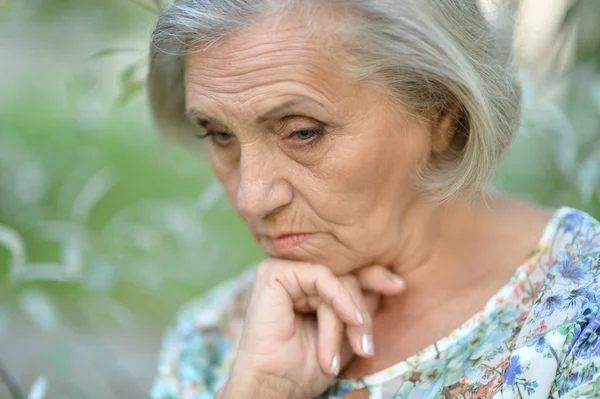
[185,12,437,275]
[182,7,555,379]
[236,141,287,218]
[187,79,338,127]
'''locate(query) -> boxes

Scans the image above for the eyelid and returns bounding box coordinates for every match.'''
[193,117,231,132]
[278,114,318,126]
[196,131,233,139]
[278,115,325,132]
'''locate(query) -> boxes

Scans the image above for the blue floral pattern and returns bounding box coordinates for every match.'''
[151,207,600,398]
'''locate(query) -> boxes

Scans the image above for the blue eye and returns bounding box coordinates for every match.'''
[197,131,234,146]
[293,130,318,140]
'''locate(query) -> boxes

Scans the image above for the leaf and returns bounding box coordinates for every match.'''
[561,0,584,30]
[196,180,224,212]
[88,47,140,59]
[27,376,47,399]
[11,262,80,283]
[119,63,140,87]
[0,224,26,264]
[61,236,83,274]
[19,290,58,332]
[71,167,116,223]
[115,80,146,107]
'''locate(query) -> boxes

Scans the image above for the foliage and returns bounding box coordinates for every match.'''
[0,0,599,397]
[494,0,600,215]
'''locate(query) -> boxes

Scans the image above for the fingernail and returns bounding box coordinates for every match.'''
[355,307,364,325]
[362,334,374,357]
[389,275,406,288]
[330,354,340,376]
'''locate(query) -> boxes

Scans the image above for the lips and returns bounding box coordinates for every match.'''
[259,233,311,256]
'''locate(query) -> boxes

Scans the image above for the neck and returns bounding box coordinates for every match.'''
[383,194,499,302]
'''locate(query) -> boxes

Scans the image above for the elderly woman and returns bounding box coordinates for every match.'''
[147,0,600,398]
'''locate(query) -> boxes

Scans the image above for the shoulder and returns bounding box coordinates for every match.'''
[526,208,600,326]
[150,267,256,399]
[515,207,600,396]
[489,208,600,397]
[541,207,600,297]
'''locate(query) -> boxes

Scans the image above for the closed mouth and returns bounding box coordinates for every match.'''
[260,233,311,255]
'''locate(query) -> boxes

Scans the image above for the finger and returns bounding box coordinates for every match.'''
[340,276,374,358]
[355,265,406,295]
[317,304,344,376]
[339,333,355,374]
[363,292,382,317]
[337,293,381,374]
[294,291,380,317]
[265,262,364,327]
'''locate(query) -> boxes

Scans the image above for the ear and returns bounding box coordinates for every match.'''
[431,102,460,154]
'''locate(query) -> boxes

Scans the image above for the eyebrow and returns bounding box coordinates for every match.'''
[183,109,224,127]
[184,97,325,127]
[255,98,325,124]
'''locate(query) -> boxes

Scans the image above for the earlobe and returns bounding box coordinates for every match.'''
[431,104,459,154]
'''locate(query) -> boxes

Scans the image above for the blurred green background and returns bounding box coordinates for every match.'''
[0,0,599,398]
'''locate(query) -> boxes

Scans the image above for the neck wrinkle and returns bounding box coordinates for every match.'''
[383,196,491,302]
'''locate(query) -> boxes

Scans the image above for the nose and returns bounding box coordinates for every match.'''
[235,146,293,219]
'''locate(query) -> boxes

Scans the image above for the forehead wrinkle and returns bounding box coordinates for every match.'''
[184,12,356,128]
[207,31,322,61]
[190,57,323,88]
[189,42,326,82]
[186,37,343,96]
[186,54,342,110]
[185,10,337,79]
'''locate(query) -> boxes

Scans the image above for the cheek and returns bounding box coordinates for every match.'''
[309,124,431,221]
[208,147,240,204]
[356,120,431,194]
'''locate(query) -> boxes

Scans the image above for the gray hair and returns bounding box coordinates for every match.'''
[148,0,521,201]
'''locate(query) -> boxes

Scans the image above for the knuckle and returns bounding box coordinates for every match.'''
[313,263,334,279]
[307,296,322,309]
[341,274,360,288]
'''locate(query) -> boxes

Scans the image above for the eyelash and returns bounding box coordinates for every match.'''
[195,127,326,147]
[196,131,233,147]
[288,128,324,142]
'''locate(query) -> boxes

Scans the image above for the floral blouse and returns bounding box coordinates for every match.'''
[151,207,600,398]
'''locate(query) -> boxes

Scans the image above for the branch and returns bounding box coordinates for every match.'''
[0,359,24,399]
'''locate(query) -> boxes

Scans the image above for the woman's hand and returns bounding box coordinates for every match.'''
[218,259,406,399]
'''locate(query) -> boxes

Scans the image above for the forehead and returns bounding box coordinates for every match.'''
[183,11,353,112]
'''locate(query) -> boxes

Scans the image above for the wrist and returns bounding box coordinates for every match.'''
[220,368,307,399]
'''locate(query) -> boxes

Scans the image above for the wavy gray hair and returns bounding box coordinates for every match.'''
[148,0,521,201]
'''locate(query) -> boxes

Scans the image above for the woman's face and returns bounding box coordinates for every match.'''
[184,13,436,275]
